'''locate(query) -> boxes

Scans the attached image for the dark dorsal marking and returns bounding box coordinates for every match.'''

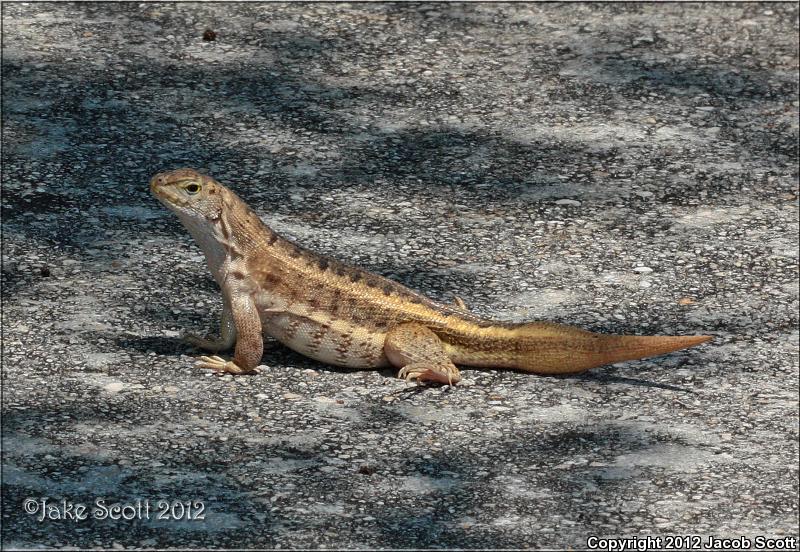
[349,310,363,325]
[285,286,302,303]
[262,272,281,286]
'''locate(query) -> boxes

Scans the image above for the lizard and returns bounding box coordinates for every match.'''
[150,168,711,385]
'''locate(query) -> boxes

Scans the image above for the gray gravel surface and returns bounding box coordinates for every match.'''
[2,2,798,549]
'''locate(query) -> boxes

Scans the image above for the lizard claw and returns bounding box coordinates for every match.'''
[196,355,229,372]
[196,355,255,375]
[398,366,419,383]
[398,364,459,386]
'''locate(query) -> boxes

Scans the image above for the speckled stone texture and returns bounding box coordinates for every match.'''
[2,2,798,549]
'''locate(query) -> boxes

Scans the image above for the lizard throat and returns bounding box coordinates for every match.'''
[177,213,230,281]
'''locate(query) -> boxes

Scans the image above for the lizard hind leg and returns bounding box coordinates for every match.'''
[384,322,461,385]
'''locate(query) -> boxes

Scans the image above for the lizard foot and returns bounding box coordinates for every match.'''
[385,322,462,386]
[196,355,257,375]
[452,295,468,311]
[398,362,461,386]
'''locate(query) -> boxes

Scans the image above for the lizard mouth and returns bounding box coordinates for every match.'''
[149,175,194,211]
[150,173,178,204]
[150,177,180,211]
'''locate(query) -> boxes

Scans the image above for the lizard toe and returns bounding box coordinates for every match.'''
[397,363,460,386]
[196,356,258,375]
[196,355,228,372]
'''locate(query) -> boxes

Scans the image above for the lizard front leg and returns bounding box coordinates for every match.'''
[196,290,263,375]
[384,322,461,385]
[184,297,237,352]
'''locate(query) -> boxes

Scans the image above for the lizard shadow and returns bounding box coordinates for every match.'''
[298,360,697,393]
[112,334,187,356]
[441,368,695,393]
[555,372,694,393]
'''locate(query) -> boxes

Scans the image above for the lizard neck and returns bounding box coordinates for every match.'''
[178,188,278,285]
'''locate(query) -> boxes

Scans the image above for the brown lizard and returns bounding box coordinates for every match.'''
[150,168,711,385]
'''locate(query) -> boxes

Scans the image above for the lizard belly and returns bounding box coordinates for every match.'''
[261,311,389,369]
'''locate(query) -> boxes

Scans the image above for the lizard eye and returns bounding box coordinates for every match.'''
[185,183,201,194]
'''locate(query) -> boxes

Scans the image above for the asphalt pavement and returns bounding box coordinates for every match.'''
[2,2,798,549]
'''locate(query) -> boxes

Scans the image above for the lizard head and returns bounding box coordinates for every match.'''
[150,168,225,221]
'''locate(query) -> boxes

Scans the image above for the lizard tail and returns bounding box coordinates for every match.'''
[450,322,711,374]
[512,323,712,374]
